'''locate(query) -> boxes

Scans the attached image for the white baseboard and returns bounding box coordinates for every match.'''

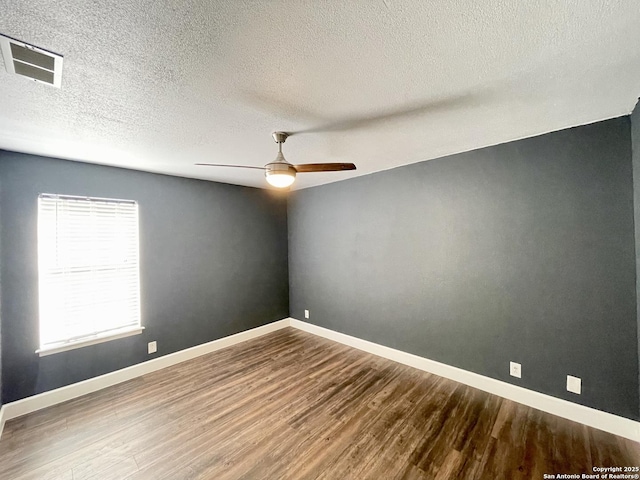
[289,318,640,442]
[0,404,5,439]
[3,317,638,443]
[0,318,290,430]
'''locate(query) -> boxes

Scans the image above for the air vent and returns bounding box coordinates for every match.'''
[0,34,63,88]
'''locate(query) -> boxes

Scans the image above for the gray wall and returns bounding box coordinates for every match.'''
[0,151,289,404]
[289,117,639,420]
[632,100,640,420]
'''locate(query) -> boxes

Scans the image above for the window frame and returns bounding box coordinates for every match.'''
[36,193,144,356]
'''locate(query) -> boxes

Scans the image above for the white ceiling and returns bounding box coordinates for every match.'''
[1,1,639,190]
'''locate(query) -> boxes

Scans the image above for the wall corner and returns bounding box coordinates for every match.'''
[630,99,640,420]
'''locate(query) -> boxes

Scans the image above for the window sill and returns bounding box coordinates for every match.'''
[36,326,145,357]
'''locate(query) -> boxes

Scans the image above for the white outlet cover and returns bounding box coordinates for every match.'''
[567,375,581,394]
[148,341,157,354]
[509,362,521,378]
[304,309,309,319]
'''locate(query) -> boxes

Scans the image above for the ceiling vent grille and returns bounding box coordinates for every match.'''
[0,34,63,88]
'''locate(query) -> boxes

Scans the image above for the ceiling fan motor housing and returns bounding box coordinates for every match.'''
[265,162,297,187]
[265,162,296,176]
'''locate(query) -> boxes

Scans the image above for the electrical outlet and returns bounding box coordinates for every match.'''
[567,375,581,394]
[509,361,521,378]
[304,309,309,319]
[148,341,157,354]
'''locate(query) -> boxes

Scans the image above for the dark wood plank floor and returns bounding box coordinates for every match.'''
[0,328,638,479]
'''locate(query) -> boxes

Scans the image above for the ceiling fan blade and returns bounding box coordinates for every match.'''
[294,163,356,173]
[195,163,265,170]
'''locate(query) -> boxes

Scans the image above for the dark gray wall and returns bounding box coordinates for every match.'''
[0,151,289,403]
[632,100,640,421]
[289,117,639,420]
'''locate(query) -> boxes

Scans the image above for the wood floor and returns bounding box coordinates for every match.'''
[0,328,638,479]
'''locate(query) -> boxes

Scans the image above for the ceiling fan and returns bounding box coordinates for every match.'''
[196,132,356,188]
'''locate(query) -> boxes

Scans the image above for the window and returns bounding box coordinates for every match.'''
[37,194,142,355]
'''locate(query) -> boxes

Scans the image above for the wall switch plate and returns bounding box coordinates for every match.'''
[567,375,581,394]
[304,309,309,319]
[148,341,157,354]
[509,362,521,378]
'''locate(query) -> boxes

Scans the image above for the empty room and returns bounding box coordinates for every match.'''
[0,1,639,479]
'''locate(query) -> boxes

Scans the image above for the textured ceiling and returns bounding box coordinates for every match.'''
[1,1,639,190]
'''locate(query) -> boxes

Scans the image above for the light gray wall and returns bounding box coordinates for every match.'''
[632,100,640,420]
[0,151,289,403]
[289,117,639,420]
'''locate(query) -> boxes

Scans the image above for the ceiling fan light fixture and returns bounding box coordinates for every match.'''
[266,173,295,188]
[265,162,296,188]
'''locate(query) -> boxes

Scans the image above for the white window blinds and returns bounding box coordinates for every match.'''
[37,194,141,351]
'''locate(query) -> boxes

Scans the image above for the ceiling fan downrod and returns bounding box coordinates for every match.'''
[265,131,296,187]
